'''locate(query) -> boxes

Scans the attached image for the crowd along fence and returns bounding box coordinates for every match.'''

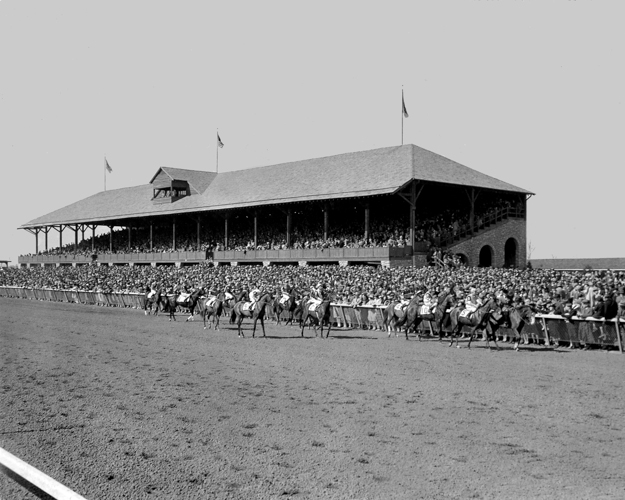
[0,287,622,352]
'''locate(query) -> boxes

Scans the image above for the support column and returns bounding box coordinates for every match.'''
[364,204,370,242]
[149,222,153,252]
[127,226,132,251]
[172,219,176,252]
[73,225,78,255]
[59,225,63,250]
[197,219,201,251]
[44,227,50,252]
[254,211,258,248]
[323,203,329,241]
[224,215,229,250]
[286,209,292,248]
[410,182,416,250]
[91,225,96,252]
[35,228,40,254]
[465,188,479,235]
[109,226,113,253]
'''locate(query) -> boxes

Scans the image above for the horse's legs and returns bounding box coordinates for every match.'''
[237,316,244,338]
[260,316,266,338]
[326,315,332,338]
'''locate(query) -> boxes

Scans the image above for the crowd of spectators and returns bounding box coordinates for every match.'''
[24,198,520,258]
[3,262,624,349]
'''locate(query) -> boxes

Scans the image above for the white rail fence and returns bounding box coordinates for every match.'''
[1,287,622,352]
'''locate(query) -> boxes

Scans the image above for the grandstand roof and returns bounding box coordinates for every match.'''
[20,144,533,228]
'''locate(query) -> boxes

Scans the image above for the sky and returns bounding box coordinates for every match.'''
[1,0,623,264]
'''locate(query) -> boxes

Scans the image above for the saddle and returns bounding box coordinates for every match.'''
[279,295,290,306]
[205,297,218,308]
[459,308,474,319]
[242,301,255,312]
[177,293,191,304]
[394,303,408,313]
[147,291,156,299]
[419,305,435,316]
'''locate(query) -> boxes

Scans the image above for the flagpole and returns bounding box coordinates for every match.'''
[104,155,106,192]
[401,88,404,146]
[216,130,219,173]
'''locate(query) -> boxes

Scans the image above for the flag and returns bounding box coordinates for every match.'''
[217,133,224,148]
[105,157,112,173]
[402,92,409,118]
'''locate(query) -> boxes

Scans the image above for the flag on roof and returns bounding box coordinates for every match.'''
[105,157,112,173]
[217,133,224,148]
[402,92,409,118]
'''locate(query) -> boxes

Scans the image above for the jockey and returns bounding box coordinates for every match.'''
[249,285,262,308]
[308,283,326,309]
[423,288,435,310]
[147,282,158,299]
[280,282,292,304]
[236,285,249,303]
[464,287,481,313]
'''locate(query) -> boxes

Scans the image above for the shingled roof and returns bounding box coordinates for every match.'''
[20,144,533,228]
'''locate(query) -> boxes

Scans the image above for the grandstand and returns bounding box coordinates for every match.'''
[18,144,533,268]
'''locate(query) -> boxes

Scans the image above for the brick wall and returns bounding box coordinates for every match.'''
[445,218,527,268]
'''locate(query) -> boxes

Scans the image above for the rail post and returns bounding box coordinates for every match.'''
[615,318,623,354]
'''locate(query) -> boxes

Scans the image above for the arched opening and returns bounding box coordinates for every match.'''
[456,253,469,266]
[478,245,494,267]
[504,238,518,268]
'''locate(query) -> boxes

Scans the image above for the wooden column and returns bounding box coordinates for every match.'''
[44,227,50,252]
[286,209,292,248]
[172,219,176,252]
[59,225,63,250]
[127,226,132,251]
[91,225,96,252]
[323,203,329,240]
[73,225,78,255]
[35,229,40,254]
[109,226,113,252]
[224,215,229,250]
[410,182,416,250]
[465,188,480,234]
[254,211,258,248]
[197,219,201,251]
[364,204,370,242]
[149,222,153,251]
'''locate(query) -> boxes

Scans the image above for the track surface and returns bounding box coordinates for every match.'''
[1,297,624,499]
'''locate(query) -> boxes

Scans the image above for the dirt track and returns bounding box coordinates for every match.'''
[1,297,624,499]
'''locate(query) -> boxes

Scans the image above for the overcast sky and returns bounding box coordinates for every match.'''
[1,0,623,264]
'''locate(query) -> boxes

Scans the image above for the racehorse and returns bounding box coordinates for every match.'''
[489,303,537,351]
[198,292,225,330]
[382,295,421,339]
[161,288,204,322]
[230,292,273,338]
[144,290,162,316]
[300,298,333,338]
[409,292,456,341]
[449,297,501,349]
[273,290,298,326]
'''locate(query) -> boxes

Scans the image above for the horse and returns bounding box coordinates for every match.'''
[198,292,225,330]
[273,291,298,326]
[449,297,501,349]
[230,292,273,338]
[300,298,333,338]
[161,288,204,322]
[382,295,421,339]
[144,290,162,316]
[490,303,537,351]
[410,292,457,341]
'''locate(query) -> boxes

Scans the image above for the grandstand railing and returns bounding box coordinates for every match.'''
[18,245,425,266]
[439,205,525,247]
[1,287,622,352]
